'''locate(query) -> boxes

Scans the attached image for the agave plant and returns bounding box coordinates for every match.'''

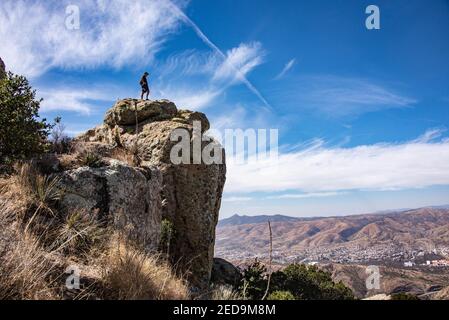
[17,163,63,233]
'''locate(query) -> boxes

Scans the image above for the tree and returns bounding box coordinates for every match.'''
[0,72,53,164]
[272,264,355,300]
[237,261,355,300]
[239,259,267,300]
[50,117,72,154]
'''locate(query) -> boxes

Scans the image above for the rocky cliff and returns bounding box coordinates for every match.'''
[70,99,226,289]
[0,57,5,79]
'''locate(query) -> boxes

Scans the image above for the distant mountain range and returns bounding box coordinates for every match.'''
[216,206,449,261]
[218,214,303,227]
[218,205,449,227]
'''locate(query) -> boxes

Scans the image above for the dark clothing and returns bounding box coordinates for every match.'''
[140,74,150,100]
[141,84,149,93]
[140,76,149,92]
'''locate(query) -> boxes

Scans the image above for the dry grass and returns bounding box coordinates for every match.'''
[210,285,243,300]
[54,210,107,256]
[110,147,135,166]
[0,232,61,300]
[100,237,189,300]
[3,163,63,224]
[0,163,191,301]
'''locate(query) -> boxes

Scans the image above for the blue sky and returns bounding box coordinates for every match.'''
[1,0,449,218]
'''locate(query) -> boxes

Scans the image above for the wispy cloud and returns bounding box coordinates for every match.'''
[225,129,449,194]
[268,192,347,199]
[412,127,446,143]
[0,0,184,78]
[223,196,253,202]
[212,42,265,83]
[275,75,417,118]
[157,43,266,110]
[274,59,296,80]
[37,85,125,114]
[158,86,223,110]
[167,1,272,110]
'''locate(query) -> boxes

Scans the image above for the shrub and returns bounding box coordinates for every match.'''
[239,260,267,300]
[0,72,54,164]
[271,264,355,300]
[159,218,175,257]
[50,117,72,154]
[390,293,419,300]
[237,261,355,300]
[55,210,106,255]
[77,151,104,168]
[10,163,63,229]
[267,290,295,300]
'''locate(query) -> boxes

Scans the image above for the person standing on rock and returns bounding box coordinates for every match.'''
[140,72,150,100]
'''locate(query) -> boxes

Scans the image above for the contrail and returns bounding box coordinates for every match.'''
[167,1,273,111]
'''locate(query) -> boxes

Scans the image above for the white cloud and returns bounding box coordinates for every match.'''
[268,192,347,199]
[223,196,253,202]
[412,127,446,143]
[274,58,296,80]
[213,42,265,83]
[156,43,266,110]
[225,129,449,194]
[279,75,417,118]
[158,87,222,110]
[38,86,123,114]
[0,0,183,78]
[167,1,272,110]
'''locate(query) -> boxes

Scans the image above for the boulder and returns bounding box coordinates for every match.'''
[211,258,242,288]
[76,99,226,290]
[104,99,177,126]
[58,160,162,251]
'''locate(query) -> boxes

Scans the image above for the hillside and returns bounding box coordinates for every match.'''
[322,263,449,299]
[216,207,449,263]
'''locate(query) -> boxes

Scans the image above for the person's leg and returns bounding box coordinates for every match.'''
[146,90,149,100]
[140,89,144,100]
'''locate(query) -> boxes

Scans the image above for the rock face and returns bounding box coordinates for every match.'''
[0,57,5,79]
[211,258,242,288]
[104,99,177,126]
[58,160,162,251]
[77,99,226,289]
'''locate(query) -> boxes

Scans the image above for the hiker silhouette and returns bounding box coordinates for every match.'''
[140,72,150,100]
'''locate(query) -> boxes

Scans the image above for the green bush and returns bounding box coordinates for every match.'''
[239,260,267,300]
[238,261,355,300]
[0,72,53,164]
[77,151,104,168]
[272,263,355,300]
[390,293,419,300]
[267,290,295,300]
[159,218,175,257]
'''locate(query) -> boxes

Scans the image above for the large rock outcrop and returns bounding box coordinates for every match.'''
[77,99,226,289]
[58,160,162,251]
